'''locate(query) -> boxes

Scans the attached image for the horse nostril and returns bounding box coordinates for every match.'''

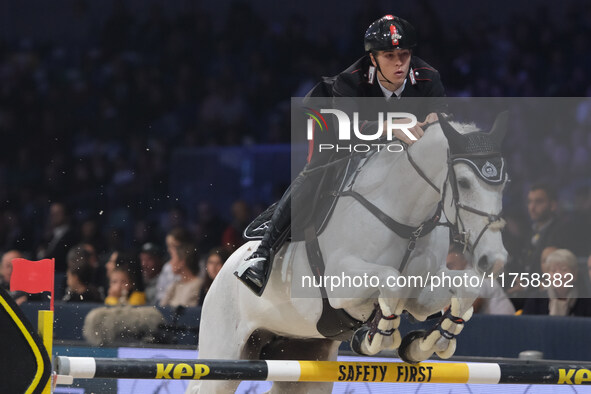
[477,255,490,272]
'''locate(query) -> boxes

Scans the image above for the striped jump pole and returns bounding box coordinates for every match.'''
[56,357,591,385]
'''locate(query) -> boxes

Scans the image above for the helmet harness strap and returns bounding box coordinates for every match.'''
[371,50,396,86]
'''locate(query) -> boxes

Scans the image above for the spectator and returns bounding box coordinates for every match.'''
[540,246,558,274]
[104,250,119,289]
[78,242,107,295]
[37,202,79,272]
[160,242,202,308]
[0,250,27,305]
[506,183,571,309]
[139,242,165,305]
[521,183,562,273]
[446,244,515,315]
[221,200,251,251]
[199,247,231,305]
[0,250,18,289]
[523,249,591,317]
[154,227,192,304]
[62,247,103,303]
[105,254,146,306]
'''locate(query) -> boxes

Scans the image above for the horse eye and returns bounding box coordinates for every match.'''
[458,179,470,189]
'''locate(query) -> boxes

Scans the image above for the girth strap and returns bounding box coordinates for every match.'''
[304,226,364,341]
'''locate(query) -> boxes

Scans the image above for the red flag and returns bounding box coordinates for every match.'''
[10,258,54,294]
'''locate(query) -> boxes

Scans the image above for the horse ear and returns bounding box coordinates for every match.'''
[438,113,463,153]
[490,111,509,146]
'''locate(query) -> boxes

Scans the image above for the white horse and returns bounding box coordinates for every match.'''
[187,113,509,394]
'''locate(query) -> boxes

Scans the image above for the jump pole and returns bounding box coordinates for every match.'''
[56,357,591,385]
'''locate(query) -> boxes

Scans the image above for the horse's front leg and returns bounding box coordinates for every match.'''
[349,297,403,356]
[324,252,407,356]
[398,269,479,363]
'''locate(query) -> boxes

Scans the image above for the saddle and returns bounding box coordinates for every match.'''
[244,152,370,242]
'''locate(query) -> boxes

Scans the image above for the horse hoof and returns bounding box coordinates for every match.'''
[419,330,439,352]
[436,338,456,359]
[384,330,402,351]
[398,330,427,364]
[350,326,370,355]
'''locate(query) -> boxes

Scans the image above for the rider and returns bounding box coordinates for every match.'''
[236,14,447,295]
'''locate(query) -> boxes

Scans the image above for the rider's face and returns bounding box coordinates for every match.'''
[371,49,411,91]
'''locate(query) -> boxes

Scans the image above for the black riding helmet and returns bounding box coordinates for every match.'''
[364,15,417,52]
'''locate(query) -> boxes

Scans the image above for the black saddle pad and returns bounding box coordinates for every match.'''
[243,153,370,242]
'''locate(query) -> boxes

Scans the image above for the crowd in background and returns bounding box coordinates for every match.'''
[1,0,591,330]
[0,223,234,309]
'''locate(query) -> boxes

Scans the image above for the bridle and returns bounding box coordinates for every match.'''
[444,152,506,256]
[407,144,506,257]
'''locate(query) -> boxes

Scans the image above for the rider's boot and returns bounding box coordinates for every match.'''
[235,189,291,296]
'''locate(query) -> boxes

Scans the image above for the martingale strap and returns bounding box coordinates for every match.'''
[339,190,442,273]
[339,190,441,240]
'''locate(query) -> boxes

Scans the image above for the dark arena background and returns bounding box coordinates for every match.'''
[1,0,591,393]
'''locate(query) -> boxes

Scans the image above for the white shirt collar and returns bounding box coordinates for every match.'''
[377,78,407,99]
